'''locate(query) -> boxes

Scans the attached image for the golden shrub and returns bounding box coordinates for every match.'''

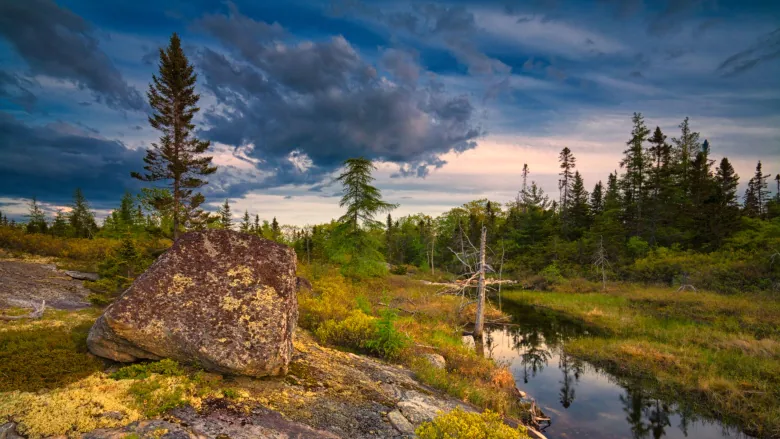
[415,407,529,439]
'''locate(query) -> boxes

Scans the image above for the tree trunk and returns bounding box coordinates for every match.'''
[173,177,180,241]
[474,225,487,338]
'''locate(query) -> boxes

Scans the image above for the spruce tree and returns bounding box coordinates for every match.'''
[254,214,261,234]
[558,147,576,222]
[590,181,604,216]
[240,210,251,233]
[218,199,232,229]
[567,171,590,238]
[271,217,280,240]
[131,33,217,240]
[689,146,715,248]
[646,126,674,245]
[25,197,48,234]
[744,161,770,218]
[620,113,650,237]
[712,158,740,245]
[336,157,397,233]
[68,188,96,238]
[50,210,69,237]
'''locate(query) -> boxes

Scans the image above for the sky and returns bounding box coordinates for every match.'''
[0,0,779,226]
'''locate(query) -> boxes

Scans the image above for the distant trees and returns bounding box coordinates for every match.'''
[131,33,217,240]
[218,199,232,229]
[744,161,770,219]
[68,189,97,238]
[25,197,47,234]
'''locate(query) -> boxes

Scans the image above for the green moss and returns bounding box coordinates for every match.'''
[0,310,103,392]
[111,359,185,380]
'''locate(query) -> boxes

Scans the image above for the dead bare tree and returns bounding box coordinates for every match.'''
[474,226,487,338]
[592,235,611,291]
[0,300,46,321]
[677,272,697,292]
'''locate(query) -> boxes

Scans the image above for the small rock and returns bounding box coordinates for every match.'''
[387,410,415,435]
[517,390,527,398]
[0,422,23,439]
[421,353,446,370]
[63,270,99,281]
[101,411,125,420]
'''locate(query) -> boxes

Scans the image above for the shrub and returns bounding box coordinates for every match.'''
[390,265,408,275]
[364,308,410,360]
[298,272,356,329]
[415,407,529,439]
[626,236,649,259]
[314,310,377,350]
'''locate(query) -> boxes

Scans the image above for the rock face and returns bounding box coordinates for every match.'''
[87,229,298,377]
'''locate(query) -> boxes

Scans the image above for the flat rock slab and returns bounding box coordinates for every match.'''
[0,260,91,310]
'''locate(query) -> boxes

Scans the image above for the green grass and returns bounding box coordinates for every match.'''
[503,284,780,438]
[0,308,104,392]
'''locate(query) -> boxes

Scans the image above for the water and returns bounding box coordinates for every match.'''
[465,301,754,439]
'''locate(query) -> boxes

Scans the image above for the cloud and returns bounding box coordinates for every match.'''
[0,0,144,111]
[380,48,420,85]
[717,27,780,77]
[334,1,510,76]
[195,4,483,191]
[0,112,145,204]
[0,71,37,111]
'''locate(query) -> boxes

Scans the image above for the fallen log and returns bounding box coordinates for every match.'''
[0,300,46,321]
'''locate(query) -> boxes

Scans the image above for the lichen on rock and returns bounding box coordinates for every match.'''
[87,229,298,377]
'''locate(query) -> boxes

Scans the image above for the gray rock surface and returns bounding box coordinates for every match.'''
[0,260,91,310]
[88,229,298,377]
[421,352,447,370]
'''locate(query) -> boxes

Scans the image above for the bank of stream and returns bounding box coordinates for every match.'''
[466,298,755,439]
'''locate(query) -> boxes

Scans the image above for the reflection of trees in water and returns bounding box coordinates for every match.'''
[620,389,673,439]
[509,328,552,383]
[558,350,581,409]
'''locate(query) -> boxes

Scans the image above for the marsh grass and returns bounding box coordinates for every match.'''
[504,284,780,438]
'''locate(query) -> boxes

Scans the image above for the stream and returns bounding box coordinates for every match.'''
[464,300,754,439]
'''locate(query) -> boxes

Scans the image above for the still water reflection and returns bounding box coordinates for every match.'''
[465,302,753,439]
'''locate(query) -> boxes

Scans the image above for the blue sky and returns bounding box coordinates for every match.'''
[1,0,778,225]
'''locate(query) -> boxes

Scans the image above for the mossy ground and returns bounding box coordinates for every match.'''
[503,284,780,438]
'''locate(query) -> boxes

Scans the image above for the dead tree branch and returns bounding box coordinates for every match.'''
[0,300,46,321]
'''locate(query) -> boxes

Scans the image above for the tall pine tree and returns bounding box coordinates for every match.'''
[711,158,740,246]
[131,33,217,240]
[620,113,650,237]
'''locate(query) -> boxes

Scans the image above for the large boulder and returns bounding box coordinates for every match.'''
[87,229,298,377]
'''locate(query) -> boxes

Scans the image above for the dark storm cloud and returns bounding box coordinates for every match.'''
[334,1,509,76]
[0,0,144,111]
[0,112,144,203]
[0,71,37,112]
[195,5,482,189]
[717,28,780,77]
[380,48,420,86]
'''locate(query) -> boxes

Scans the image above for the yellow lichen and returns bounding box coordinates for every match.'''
[250,285,277,307]
[0,374,142,439]
[169,274,194,295]
[227,266,255,287]
[221,295,243,312]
